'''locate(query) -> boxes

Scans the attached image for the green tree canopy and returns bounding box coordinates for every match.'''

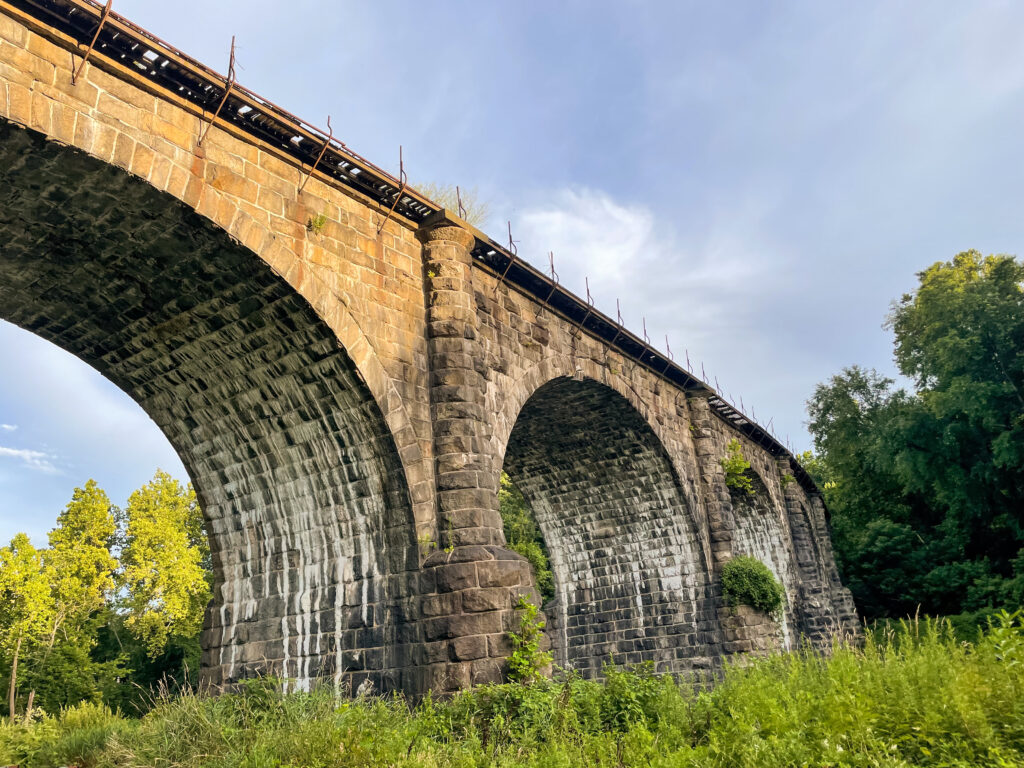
[119,471,211,658]
[47,480,118,639]
[0,534,54,720]
[807,251,1024,619]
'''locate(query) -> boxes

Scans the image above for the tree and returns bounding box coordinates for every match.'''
[0,534,54,720]
[887,251,1024,574]
[44,480,118,646]
[807,252,1024,619]
[119,471,211,658]
[18,481,120,717]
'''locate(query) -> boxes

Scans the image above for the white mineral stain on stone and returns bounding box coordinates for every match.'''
[732,482,799,651]
[506,378,709,677]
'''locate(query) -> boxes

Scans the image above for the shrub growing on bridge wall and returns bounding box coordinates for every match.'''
[722,556,785,615]
[720,439,755,496]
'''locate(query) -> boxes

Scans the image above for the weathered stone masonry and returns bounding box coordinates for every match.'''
[0,1,857,696]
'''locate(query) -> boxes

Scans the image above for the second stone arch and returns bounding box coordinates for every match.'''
[500,376,718,676]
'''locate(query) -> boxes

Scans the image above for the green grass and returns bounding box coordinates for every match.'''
[3,612,1023,767]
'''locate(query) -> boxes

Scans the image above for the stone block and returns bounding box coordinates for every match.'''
[462,587,509,613]
[470,658,504,685]
[450,635,488,661]
[487,632,513,658]
[432,563,478,592]
[478,560,527,588]
[448,611,503,638]
[420,592,459,618]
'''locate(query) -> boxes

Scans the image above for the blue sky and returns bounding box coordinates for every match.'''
[4,1,1024,543]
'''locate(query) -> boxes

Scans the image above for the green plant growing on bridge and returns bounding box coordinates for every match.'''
[722,555,785,616]
[415,182,489,227]
[720,439,754,496]
[507,596,552,684]
[417,532,437,557]
[306,212,328,235]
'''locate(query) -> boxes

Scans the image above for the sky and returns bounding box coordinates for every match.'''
[3,0,1024,543]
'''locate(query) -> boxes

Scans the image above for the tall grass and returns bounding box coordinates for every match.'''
[2,612,1022,767]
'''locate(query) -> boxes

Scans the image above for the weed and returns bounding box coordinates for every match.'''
[507,596,552,684]
[306,212,327,235]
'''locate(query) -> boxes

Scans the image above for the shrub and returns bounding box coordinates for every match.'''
[722,555,785,615]
[507,597,553,684]
[600,662,667,730]
[720,439,754,495]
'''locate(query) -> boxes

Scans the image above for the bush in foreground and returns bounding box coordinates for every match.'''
[2,612,1023,767]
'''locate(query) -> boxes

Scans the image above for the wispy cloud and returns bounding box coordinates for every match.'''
[510,185,821,446]
[516,186,785,353]
[0,424,16,431]
[0,445,59,474]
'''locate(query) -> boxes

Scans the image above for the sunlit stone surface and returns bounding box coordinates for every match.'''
[0,7,858,695]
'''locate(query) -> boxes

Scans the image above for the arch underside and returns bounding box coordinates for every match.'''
[503,377,717,676]
[729,472,801,650]
[729,469,851,649]
[0,120,416,691]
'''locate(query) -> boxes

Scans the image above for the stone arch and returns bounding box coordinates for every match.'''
[500,374,717,677]
[3,50,431,537]
[0,119,418,692]
[492,353,712,566]
[728,468,801,650]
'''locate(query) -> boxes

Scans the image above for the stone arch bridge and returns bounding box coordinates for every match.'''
[0,0,856,695]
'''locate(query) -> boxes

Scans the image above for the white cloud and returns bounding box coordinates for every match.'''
[0,424,15,431]
[0,445,59,474]
[515,186,787,355]
[508,186,822,446]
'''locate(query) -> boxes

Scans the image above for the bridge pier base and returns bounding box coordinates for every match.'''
[412,215,539,691]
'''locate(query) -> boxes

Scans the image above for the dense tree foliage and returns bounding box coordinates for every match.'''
[808,251,1024,619]
[119,471,210,658]
[0,534,52,721]
[0,472,210,719]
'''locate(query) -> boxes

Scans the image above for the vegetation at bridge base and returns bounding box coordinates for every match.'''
[1,613,1023,767]
[506,597,553,685]
[805,251,1024,621]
